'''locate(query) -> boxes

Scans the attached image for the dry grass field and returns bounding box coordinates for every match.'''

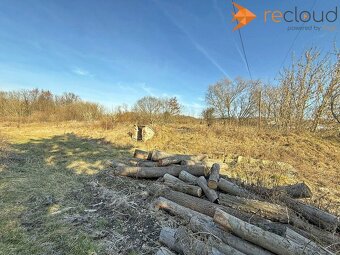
[0,121,339,254]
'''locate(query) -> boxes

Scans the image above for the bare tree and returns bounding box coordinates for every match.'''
[201,107,215,126]
[205,77,248,122]
[133,96,163,123]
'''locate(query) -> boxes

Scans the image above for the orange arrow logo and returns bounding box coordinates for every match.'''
[232,2,256,31]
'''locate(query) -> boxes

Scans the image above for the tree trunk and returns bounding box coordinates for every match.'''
[163,174,202,197]
[181,160,204,166]
[213,208,314,255]
[174,226,210,255]
[284,227,334,255]
[289,213,340,248]
[218,178,256,198]
[114,165,207,178]
[283,196,339,231]
[137,160,158,167]
[219,193,289,223]
[149,184,286,235]
[197,176,219,203]
[158,156,182,166]
[133,149,151,160]
[257,183,313,199]
[208,163,220,190]
[179,171,198,185]
[154,197,266,255]
[251,183,312,199]
[156,247,176,255]
[159,227,178,253]
[160,226,218,255]
[207,236,247,255]
[153,196,208,223]
[190,216,274,255]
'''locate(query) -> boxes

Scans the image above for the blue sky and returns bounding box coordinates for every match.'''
[0,0,338,115]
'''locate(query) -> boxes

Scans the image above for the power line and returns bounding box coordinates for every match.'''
[231,2,253,80]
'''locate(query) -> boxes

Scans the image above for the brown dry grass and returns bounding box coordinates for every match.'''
[0,121,339,254]
[1,121,338,213]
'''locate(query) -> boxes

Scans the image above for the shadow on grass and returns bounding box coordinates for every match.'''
[0,133,135,255]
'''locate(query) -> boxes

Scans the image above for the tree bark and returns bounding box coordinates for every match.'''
[136,160,158,167]
[289,213,340,247]
[190,216,274,255]
[114,165,207,178]
[163,174,202,197]
[149,184,286,235]
[160,226,219,255]
[218,178,256,198]
[273,183,312,198]
[181,160,204,166]
[174,226,210,255]
[250,183,312,199]
[219,193,289,223]
[133,149,151,160]
[158,156,182,166]
[179,171,198,185]
[197,176,219,203]
[155,247,176,255]
[153,196,208,223]
[208,163,220,190]
[284,227,334,255]
[283,196,339,231]
[213,208,314,255]
[159,227,178,253]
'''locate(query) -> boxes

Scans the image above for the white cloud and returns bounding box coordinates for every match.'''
[71,67,92,77]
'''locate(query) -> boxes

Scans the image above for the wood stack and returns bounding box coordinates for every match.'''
[112,149,339,255]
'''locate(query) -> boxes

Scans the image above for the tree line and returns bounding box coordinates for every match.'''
[0,48,338,131]
[202,48,339,132]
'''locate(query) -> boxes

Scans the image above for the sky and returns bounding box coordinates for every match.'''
[0,0,338,115]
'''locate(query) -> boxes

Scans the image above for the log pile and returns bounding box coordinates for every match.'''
[112,149,339,255]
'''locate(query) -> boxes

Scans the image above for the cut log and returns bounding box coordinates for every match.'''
[151,150,173,161]
[207,236,246,255]
[197,176,219,203]
[155,247,176,255]
[151,150,207,162]
[219,193,289,223]
[250,183,312,199]
[181,160,204,166]
[284,227,334,255]
[213,208,316,255]
[283,196,339,231]
[133,149,151,160]
[163,174,202,197]
[289,213,340,247]
[114,165,207,178]
[107,160,126,168]
[208,163,220,190]
[158,156,183,166]
[160,226,219,255]
[136,160,158,167]
[274,183,312,198]
[154,197,258,255]
[174,226,209,255]
[159,227,178,253]
[149,184,286,235]
[153,196,208,222]
[190,216,274,255]
[178,171,198,185]
[218,178,256,198]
